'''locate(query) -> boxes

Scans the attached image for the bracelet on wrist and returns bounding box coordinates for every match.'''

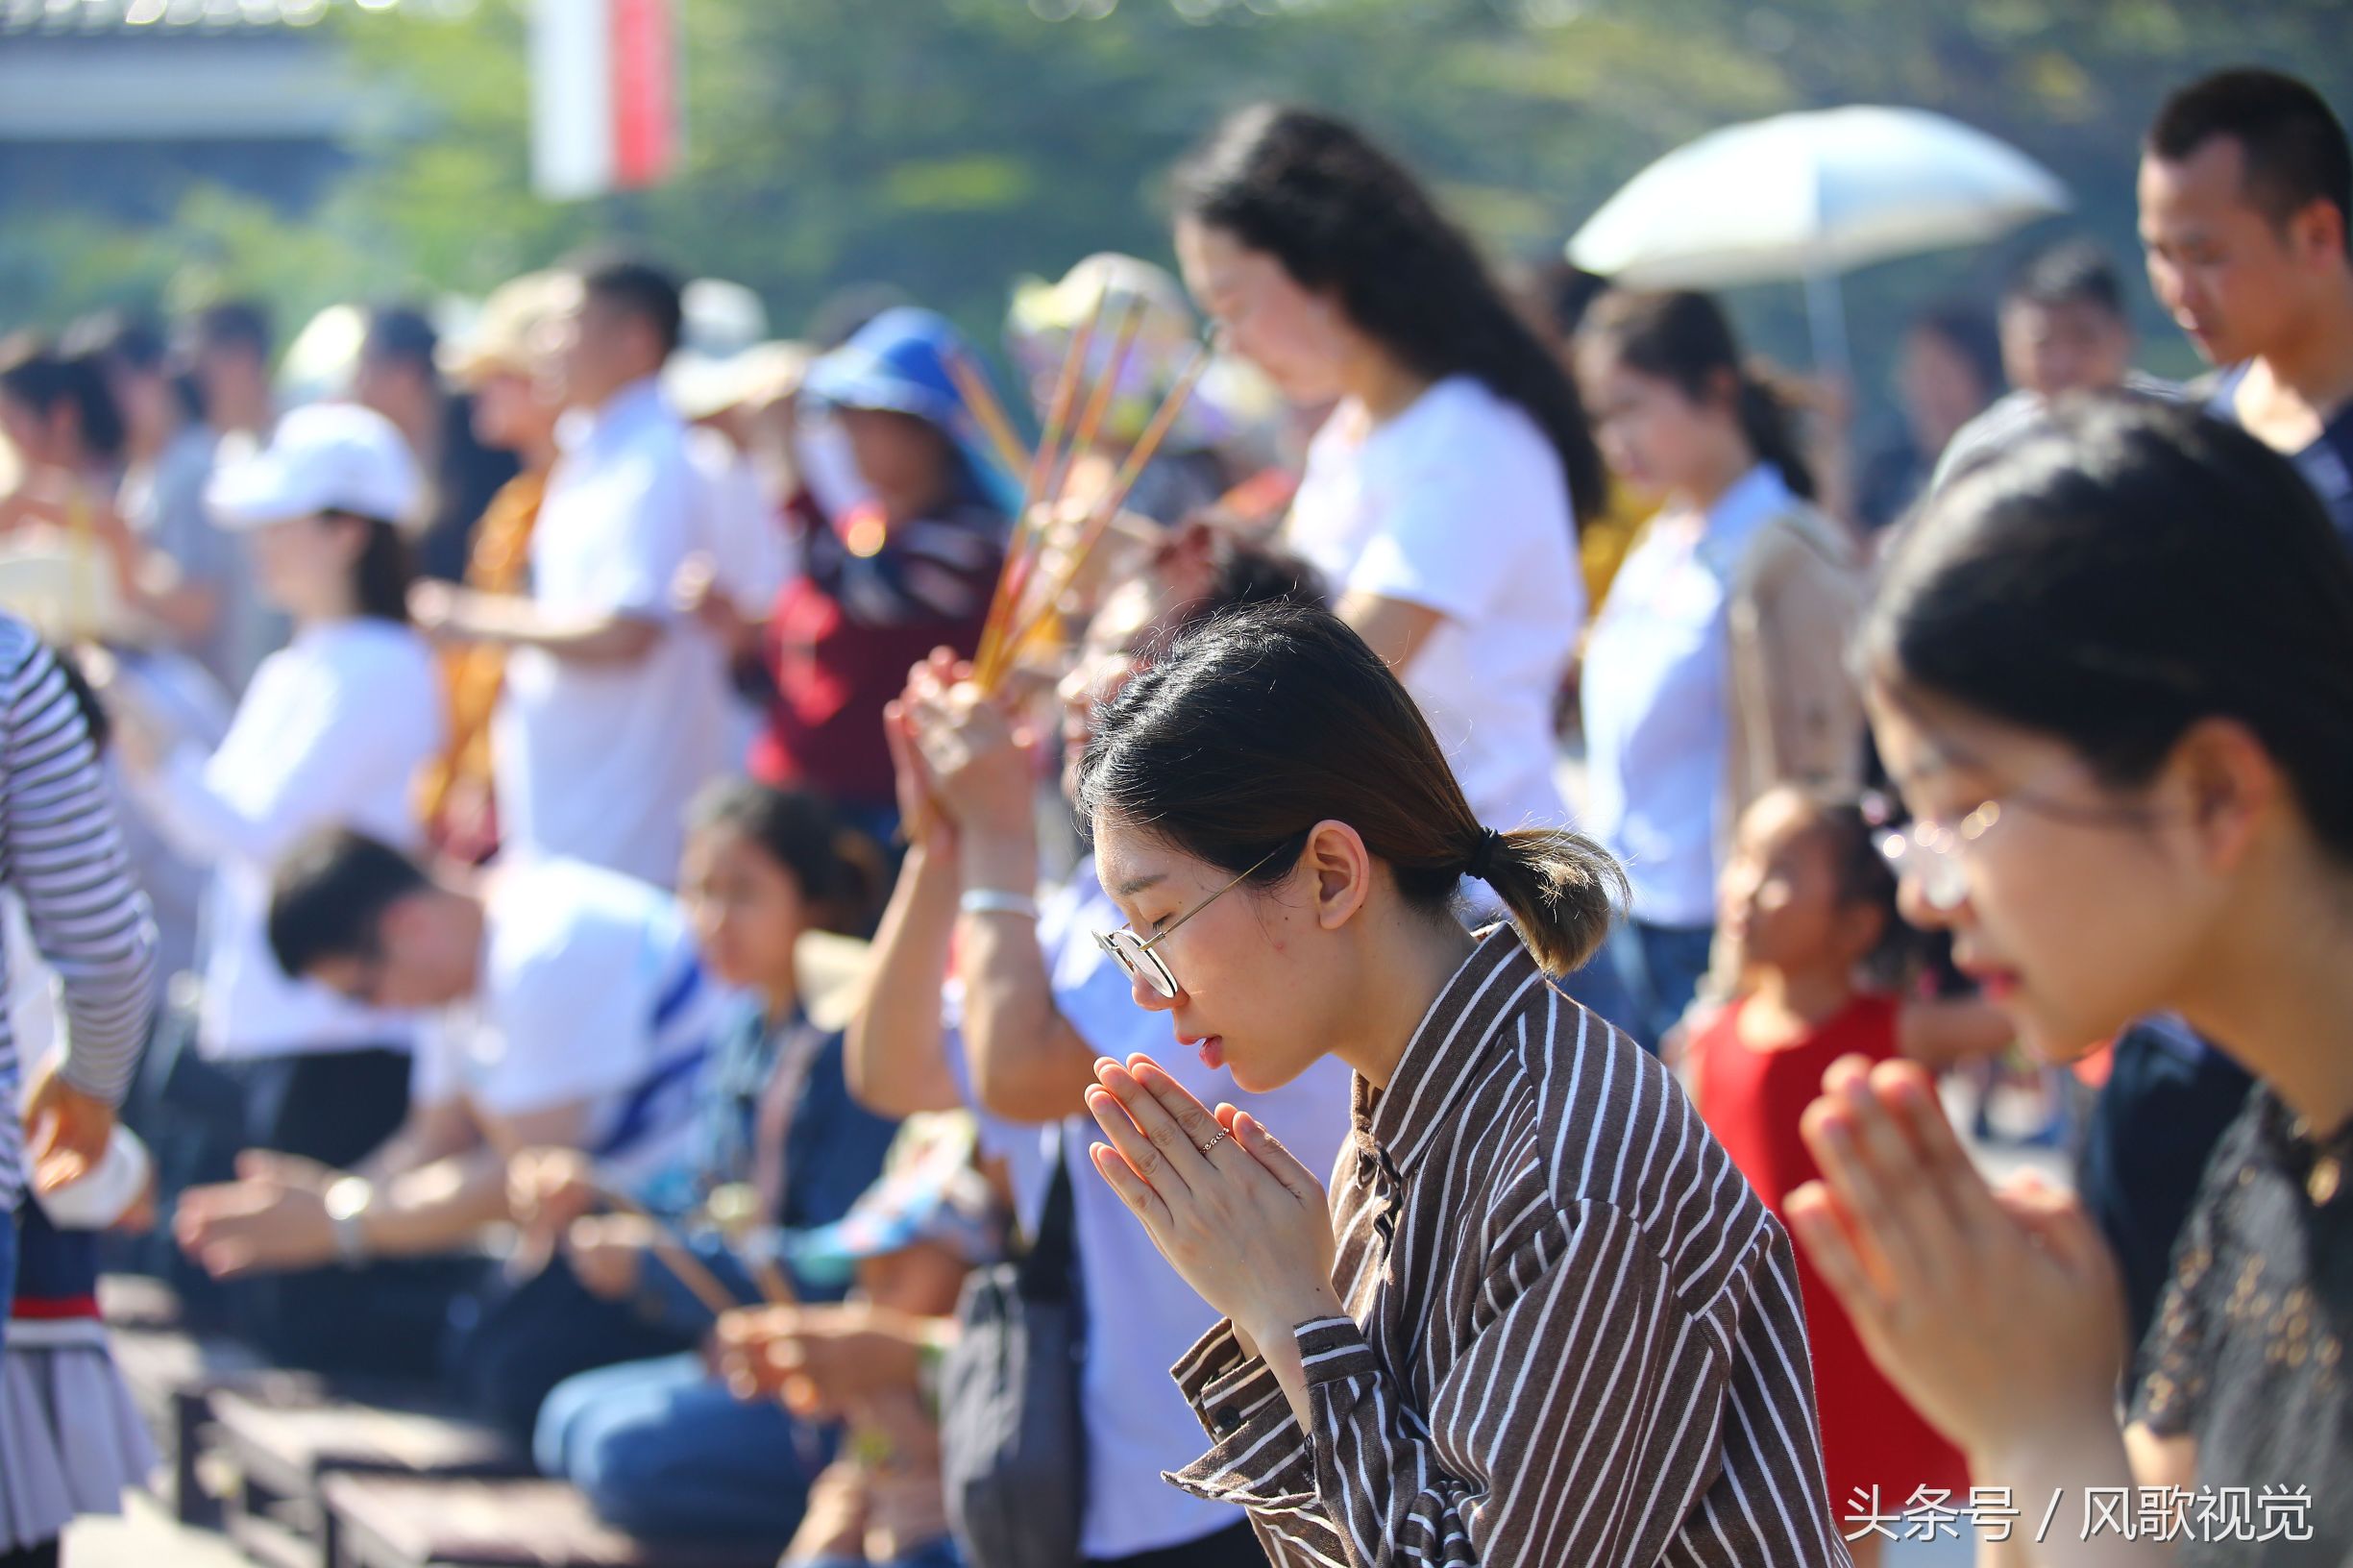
[324,1176,376,1269]
[958,888,1041,920]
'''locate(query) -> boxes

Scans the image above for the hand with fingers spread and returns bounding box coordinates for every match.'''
[1786,1054,2129,1472]
[1084,1054,1344,1368]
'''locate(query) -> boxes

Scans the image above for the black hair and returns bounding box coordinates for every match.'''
[1078,601,1625,977]
[1909,302,2006,404]
[1173,106,1606,525]
[362,306,441,377]
[1869,396,2353,867]
[1581,289,1817,502]
[0,334,128,462]
[2149,67,2352,256]
[48,646,110,756]
[1198,532,1327,619]
[320,510,416,625]
[571,253,685,358]
[2003,240,2128,321]
[1752,784,1922,992]
[1528,259,1613,345]
[63,310,169,376]
[191,300,273,363]
[268,828,432,979]
[685,779,886,937]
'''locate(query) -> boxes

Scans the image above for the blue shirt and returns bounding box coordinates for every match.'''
[2209,365,2353,550]
[1581,464,1791,928]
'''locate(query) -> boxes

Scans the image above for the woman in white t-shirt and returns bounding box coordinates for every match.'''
[1168,105,1606,840]
[114,405,447,1338]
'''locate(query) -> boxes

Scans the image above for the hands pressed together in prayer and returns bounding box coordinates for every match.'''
[1084,1054,1343,1420]
[1788,1055,2135,1482]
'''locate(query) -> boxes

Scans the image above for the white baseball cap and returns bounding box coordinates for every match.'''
[207,402,423,530]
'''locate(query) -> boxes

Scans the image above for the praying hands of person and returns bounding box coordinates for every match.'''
[1084,1054,1344,1428]
[1785,1054,2183,1565]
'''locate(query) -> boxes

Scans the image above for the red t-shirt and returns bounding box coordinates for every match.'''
[1690,992,1969,1523]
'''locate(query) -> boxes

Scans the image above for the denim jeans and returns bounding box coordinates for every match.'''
[799,1542,962,1568]
[536,1352,826,1544]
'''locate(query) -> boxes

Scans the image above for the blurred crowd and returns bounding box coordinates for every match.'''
[0,57,2347,1568]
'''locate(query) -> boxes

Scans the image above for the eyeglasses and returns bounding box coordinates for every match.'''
[1094,845,1287,1000]
[1876,781,2161,914]
[1877,801,2005,913]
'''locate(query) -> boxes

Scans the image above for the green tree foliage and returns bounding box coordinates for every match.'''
[8,0,2350,399]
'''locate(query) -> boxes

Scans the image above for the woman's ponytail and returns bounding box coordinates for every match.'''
[1462,824,1625,977]
[1079,602,1630,980]
[1585,289,1815,500]
[1734,364,1816,502]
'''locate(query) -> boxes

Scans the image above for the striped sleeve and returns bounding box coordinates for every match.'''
[1,634,158,1106]
[1178,1204,1744,1566]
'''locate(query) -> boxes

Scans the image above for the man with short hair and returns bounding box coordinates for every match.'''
[1931,241,2171,487]
[181,301,277,447]
[411,256,728,886]
[173,830,723,1318]
[353,305,518,584]
[2142,65,2353,539]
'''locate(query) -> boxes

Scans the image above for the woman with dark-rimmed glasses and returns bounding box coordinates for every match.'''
[1077,600,1846,1567]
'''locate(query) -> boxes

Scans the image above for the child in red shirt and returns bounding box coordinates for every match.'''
[1686,786,1972,1565]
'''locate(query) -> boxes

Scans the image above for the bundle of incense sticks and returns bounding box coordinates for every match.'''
[704,1182,799,1308]
[975,335,1214,694]
[969,288,1181,693]
[593,1183,746,1318]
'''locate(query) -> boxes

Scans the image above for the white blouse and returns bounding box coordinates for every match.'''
[135,618,446,1059]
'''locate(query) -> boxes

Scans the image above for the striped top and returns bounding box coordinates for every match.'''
[0,618,159,1211]
[1166,929,1848,1567]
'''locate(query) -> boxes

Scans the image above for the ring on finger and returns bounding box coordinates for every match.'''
[1197,1129,1229,1157]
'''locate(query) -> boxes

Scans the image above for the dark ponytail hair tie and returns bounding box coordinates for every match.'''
[1464,827,1505,881]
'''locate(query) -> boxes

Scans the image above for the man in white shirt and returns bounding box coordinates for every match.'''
[412,256,729,886]
[173,829,723,1309]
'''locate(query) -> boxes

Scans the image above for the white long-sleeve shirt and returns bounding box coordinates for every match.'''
[135,618,445,1060]
[0,619,158,1208]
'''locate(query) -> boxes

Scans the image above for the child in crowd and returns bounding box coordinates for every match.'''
[1683,786,1969,1562]
[517,781,899,1544]
[1,895,156,1568]
[483,780,900,1450]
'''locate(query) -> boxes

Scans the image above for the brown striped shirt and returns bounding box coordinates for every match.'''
[1165,929,1848,1567]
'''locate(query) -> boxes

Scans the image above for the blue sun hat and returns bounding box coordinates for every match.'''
[800,307,1023,517]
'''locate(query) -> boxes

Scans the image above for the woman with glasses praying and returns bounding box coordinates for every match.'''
[1786,399,2353,1565]
[844,530,1356,1568]
[1075,600,1846,1568]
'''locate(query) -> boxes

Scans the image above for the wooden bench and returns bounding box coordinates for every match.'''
[211,1388,527,1568]
[107,1301,296,1526]
[319,1474,780,1568]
